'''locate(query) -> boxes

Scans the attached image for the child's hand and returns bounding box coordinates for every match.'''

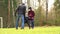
[29,17,31,19]
[32,17,34,19]
[29,14,32,16]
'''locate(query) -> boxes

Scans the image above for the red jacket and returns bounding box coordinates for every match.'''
[28,10,35,20]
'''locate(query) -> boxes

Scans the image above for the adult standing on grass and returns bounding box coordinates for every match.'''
[15,3,26,29]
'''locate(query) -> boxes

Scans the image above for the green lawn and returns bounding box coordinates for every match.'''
[0,26,60,34]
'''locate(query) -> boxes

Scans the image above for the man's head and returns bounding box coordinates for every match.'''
[22,3,25,5]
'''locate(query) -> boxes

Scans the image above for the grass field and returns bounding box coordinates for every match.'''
[0,26,60,34]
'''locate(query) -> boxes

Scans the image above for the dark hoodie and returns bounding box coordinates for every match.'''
[15,4,26,14]
[28,10,35,20]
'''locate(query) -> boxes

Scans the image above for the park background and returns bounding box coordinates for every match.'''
[0,0,60,28]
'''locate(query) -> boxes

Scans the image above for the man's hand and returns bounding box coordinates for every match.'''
[15,14,16,16]
[15,13,16,16]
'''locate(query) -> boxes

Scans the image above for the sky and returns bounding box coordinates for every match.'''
[48,0,55,11]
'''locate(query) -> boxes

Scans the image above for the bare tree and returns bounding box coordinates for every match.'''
[7,0,10,27]
[46,0,48,25]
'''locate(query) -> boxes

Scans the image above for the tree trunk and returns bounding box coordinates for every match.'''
[7,0,10,28]
[46,0,48,25]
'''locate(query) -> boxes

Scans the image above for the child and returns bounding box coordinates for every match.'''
[28,7,35,29]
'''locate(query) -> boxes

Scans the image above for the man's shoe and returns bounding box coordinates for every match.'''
[21,28,24,29]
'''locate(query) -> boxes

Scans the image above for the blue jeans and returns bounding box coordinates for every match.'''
[29,20,34,28]
[16,14,24,29]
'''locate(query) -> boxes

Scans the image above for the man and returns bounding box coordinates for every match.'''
[15,3,26,29]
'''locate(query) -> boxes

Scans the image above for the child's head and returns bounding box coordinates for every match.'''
[28,7,32,10]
